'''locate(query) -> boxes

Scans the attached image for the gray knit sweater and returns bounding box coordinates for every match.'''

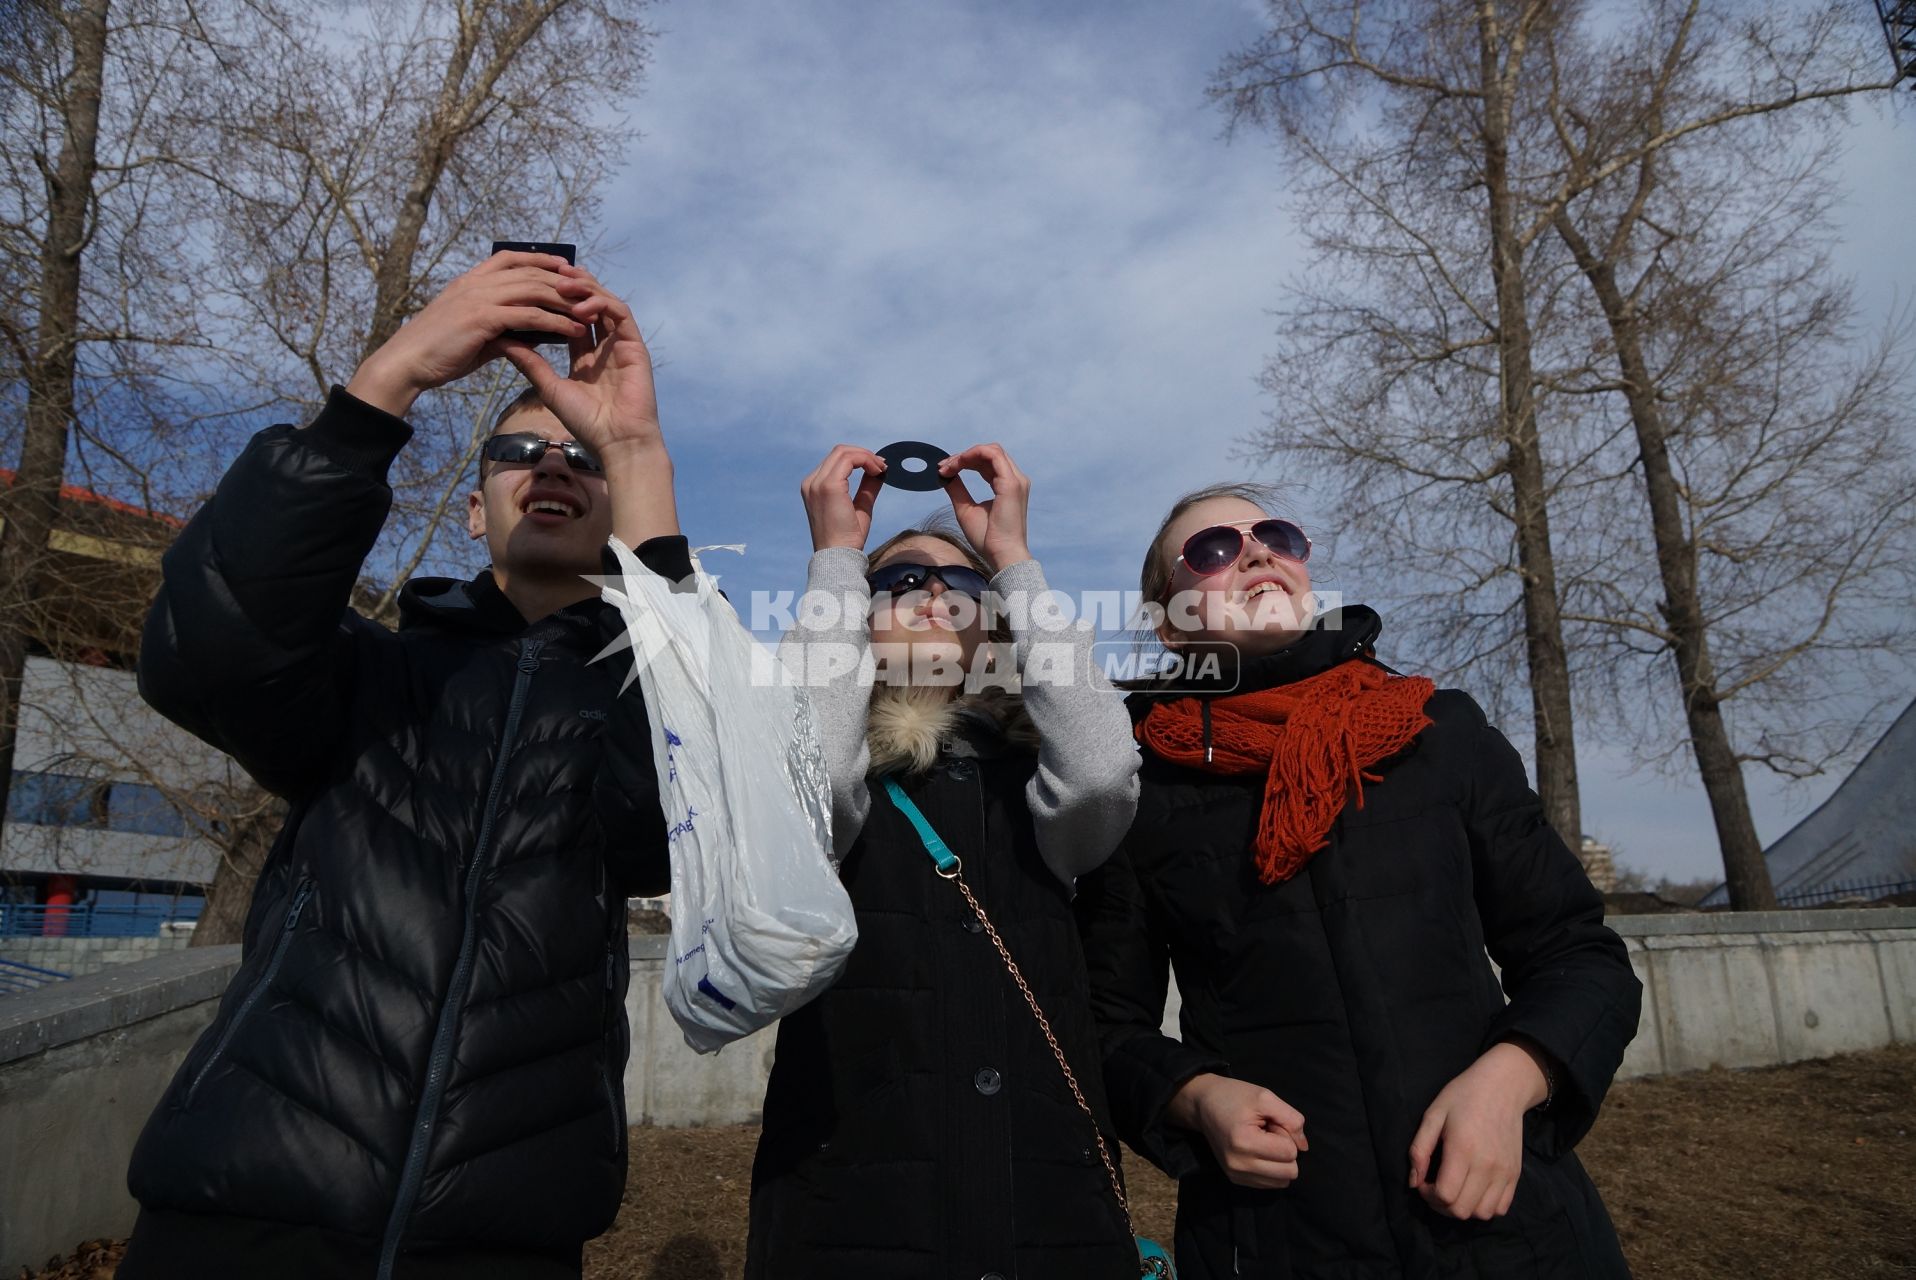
[778,546,1139,886]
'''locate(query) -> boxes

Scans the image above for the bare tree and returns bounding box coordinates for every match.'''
[172,0,655,940]
[1214,0,1596,843]
[0,0,224,827]
[0,0,656,944]
[189,0,649,581]
[0,0,110,832]
[1213,0,1902,902]
[1537,0,1912,908]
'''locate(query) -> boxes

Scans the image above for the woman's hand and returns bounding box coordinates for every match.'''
[938,443,1030,574]
[1167,1073,1308,1190]
[1407,1040,1551,1220]
[800,445,887,552]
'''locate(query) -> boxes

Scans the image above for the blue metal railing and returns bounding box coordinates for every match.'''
[0,901,205,939]
[0,956,73,994]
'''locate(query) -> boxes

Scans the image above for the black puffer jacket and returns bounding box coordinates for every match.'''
[1075,609,1641,1279]
[746,719,1136,1280]
[123,390,680,1276]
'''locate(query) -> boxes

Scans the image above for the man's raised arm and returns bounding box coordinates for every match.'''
[140,253,597,796]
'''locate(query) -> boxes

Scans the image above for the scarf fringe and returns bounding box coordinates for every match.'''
[1140,660,1434,884]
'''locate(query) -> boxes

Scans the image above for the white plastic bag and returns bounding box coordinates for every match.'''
[599,538,856,1053]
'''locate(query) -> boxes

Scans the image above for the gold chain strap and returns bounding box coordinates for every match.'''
[944,866,1136,1238]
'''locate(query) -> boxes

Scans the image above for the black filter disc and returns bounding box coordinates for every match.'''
[876,440,950,491]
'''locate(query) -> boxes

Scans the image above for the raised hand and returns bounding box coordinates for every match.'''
[493,270,678,546]
[800,446,887,552]
[346,252,593,417]
[937,443,1030,574]
[499,270,661,468]
[1407,1040,1551,1220]
[1168,1072,1309,1190]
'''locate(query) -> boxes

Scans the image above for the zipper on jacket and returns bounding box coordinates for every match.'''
[602,947,625,1151]
[377,638,545,1280]
[183,875,316,1107]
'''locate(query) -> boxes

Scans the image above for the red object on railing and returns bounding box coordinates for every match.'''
[42,875,78,937]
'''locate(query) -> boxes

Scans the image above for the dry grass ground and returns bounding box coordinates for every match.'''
[1578,1044,1916,1279]
[27,1046,1916,1279]
[593,1045,1916,1278]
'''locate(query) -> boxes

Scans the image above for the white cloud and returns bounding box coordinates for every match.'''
[593,0,1911,879]
[609,1,1284,567]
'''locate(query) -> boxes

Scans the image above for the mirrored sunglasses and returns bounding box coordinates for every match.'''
[483,432,604,474]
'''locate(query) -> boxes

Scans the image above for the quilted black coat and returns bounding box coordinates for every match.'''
[121,390,678,1278]
[745,724,1138,1280]
[1075,609,1642,1279]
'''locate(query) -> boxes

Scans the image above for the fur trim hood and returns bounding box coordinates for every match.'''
[866,685,1040,776]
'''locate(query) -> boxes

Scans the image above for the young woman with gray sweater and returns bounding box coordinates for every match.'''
[744,442,1144,1280]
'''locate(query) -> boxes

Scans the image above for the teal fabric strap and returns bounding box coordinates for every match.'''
[1137,1236,1176,1276]
[879,776,960,875]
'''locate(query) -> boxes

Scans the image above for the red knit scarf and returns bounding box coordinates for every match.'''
[1137,659,1435,885]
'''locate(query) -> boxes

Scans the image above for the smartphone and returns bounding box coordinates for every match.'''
[490,240,578,345]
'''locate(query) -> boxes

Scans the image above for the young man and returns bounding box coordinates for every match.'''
[119,253,691,1279]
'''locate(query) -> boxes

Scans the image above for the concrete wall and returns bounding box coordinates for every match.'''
[0,934,190,979]
[1611,908,1916,1078]
[623,911,1916,1119]
[0,946,240,1275]
[0,939,772,1273]
[4,911,1912,1272]
[625,936,777,1126]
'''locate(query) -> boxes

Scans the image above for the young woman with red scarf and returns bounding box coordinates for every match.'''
[1074,483,1642,1279]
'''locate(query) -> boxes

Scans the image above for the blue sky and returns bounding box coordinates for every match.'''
[584,0,1914,883]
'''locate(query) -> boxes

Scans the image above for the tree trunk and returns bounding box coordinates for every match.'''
[196,7,516,939]
[190,794,286,947]
[1477,0,1584,847]
[359,1,573,360]
[1552,208,1779,910]
[195,6,517,941]
[360,6,486,359]
[0,0,112,825]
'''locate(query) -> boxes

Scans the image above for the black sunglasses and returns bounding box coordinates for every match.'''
[1176,519,1312,576]
[865,561,991,599]
[483,432,604,474]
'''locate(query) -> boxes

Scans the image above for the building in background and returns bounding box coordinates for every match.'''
[1578,835,1618,893]
[1698,698,1916,908]
[0,473,224,939]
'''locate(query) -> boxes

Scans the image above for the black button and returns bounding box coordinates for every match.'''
[962,915,984,934]
[974,1067,1002,1096]
[946,758,975,781]
[982,1273,1006,1280]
